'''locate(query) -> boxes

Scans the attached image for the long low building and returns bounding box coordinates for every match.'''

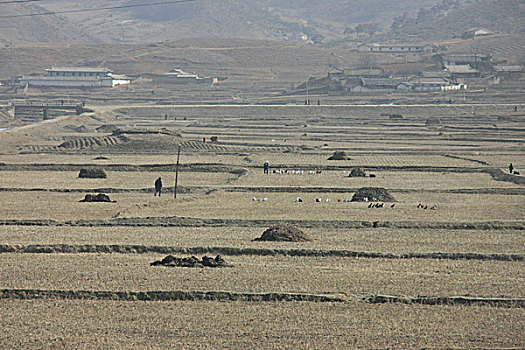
[358,43,435,53]
[20,67,131,88]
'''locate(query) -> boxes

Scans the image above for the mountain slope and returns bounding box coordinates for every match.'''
[0,0,522,45]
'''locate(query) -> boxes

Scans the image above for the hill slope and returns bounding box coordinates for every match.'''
[0,0,523,46]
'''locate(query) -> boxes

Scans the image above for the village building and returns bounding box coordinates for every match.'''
[159,69,219,84]
[398,77,465,91]
[445,65,481,79]
[434,53,491,69]
[358,43,435,53]
[493,65,524,78]
[350,77,407,92]
[20,67,131,88]
[462,28,495,39]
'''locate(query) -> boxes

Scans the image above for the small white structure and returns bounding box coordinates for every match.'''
[474,28,494,37]
[162,69,216,84]
[20,67,131,88]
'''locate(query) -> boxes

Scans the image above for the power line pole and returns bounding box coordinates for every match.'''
[174,144,181,199]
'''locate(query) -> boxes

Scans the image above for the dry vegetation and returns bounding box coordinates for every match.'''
[1,300,523,349]
[1,253,523,296]
[0,101,524,348]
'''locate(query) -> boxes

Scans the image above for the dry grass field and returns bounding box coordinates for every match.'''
[1,300,522,349]
[0,102,524,348]
[1,253,523,296]
[1,225,522,254]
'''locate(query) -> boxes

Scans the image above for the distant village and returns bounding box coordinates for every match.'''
[295,35,524,95]
[295,50,523,94]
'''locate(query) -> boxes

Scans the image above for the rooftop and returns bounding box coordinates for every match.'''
[408,77,450,85]
[494,65,524,72]
[440,54,490,61]
[445,65,479,74]
[21,76,111,81]
[360,77,406,87]
[46,67,111,73]
[360,43,431,48]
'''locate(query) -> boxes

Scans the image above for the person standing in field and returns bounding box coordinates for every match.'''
[509,163,514,174]
[263,161,269,174]
[154,177,163,197]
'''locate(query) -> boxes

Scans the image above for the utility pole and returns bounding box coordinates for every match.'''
[174,144,181,199]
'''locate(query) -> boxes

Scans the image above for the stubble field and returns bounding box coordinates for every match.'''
[0,103,524,348]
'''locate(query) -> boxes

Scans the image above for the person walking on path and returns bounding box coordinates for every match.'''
[154,177,163,196]
[263,161,269,174]
[509,163,514,174]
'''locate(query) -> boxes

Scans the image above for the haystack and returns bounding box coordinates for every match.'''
[254,224,313,242]
[78,168,107,179]
[351,187,395,202]
[349,168,366,177]
[79,193,113,202]
[328,151,349,160]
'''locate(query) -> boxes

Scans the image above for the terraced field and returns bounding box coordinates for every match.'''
[0,103,524,348]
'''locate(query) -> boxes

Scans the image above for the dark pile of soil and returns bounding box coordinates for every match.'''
[389,114,403,120]
[349,168,366,177]
[150,255,231,268]
[79,193,113,202]
[93,156,110,160]
[254,224,313,242]
[381,113,403,120]
[96,124,119,133]
[426,118,442,126]
[64,125,90,133]
[79,168,107,178]
[351,187,395,202]
[328,151,349,160]
[497,115,514,122]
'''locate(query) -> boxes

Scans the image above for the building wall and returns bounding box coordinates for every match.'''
[359,44,433,53]
[20,78,114,88]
